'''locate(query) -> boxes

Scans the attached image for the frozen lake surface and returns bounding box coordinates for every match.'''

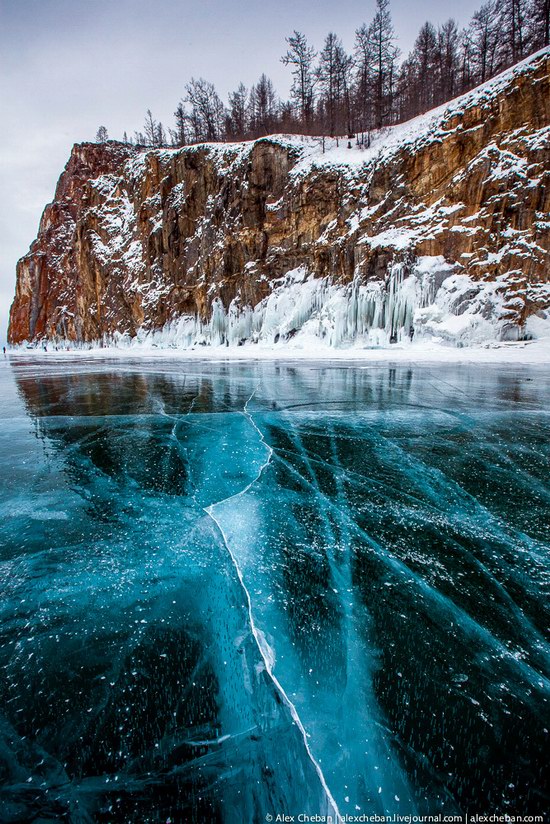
[0,357,548,822]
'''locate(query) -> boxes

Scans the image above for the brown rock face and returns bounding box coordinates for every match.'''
[8,49,550,345]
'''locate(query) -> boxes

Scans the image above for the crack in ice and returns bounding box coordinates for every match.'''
[203,389,343,823]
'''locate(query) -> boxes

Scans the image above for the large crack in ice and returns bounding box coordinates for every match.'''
[194,390,547,815]
[203,390,343,823]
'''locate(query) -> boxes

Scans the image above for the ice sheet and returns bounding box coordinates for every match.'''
[0,358,548,821]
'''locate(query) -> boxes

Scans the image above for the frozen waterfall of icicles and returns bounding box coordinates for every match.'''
[109,255,521,351]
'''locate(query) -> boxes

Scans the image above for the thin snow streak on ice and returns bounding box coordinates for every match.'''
[268,440,550,691]
[273,412,416,813]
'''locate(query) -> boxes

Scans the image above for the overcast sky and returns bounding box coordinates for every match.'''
[0,0,482,343]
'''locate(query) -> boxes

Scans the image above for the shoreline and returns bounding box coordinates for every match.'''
[5,337,550,367]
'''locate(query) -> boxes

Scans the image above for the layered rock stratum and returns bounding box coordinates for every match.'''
[8,48,550,348]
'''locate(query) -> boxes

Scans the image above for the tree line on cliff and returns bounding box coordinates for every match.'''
[96,0,549,148]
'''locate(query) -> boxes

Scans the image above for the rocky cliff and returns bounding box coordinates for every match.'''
[8,48,550,348]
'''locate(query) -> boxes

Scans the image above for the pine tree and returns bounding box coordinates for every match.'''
[172,102,188,147]
[435,19,460,103]
[143,109,158,146]
[282,31,317,129]
[95,125,109,143]
[369,0,400,128]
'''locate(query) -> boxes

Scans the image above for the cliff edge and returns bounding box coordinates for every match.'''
[8,49,550,348]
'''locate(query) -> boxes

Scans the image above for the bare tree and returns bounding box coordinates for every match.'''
[143,109,158,146]
[354,23,375,138]
[469,1,500,83]
[458,26,476,92]
[412,22,439,114]
[435,19,460,103]
[105,0,548,153]
[496,0,528,62]
[185,78,226,142]
[530,0,550,47]
[227,83,249,139]
[157,122,167,147]
[140,110,167,147]
[317,33,353,136]
[250,74,279,135]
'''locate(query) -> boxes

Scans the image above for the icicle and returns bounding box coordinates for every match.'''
[210,298,227,346]
[78,255,478,351]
